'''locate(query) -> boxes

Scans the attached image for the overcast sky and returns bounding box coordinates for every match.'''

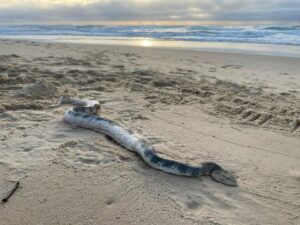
[0,0,299,24]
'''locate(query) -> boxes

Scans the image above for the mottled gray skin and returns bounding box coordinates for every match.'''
[62,97,237,186]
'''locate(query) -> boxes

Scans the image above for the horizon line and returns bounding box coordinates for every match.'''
[1,20,299,26]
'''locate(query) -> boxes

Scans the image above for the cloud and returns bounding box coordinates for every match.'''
[0,0,299,23]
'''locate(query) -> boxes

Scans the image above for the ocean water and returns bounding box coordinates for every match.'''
[0,24,300,46]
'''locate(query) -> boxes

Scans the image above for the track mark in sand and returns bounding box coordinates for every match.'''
[174,68,197,75]
[1,102,45,112]
[248,113,260,122]
[209,67,217,72]
[292,119,300,132]
[186,200,201,209]
[154,115,300,159]
[243,189,300,208]
[105,197,115,206]
[60,141,78,148]
[257,114,272,125]
[221,64,243,69]
[77,157,101,165]
[118,155,133,162]
[75,152,119,166]
[241,110,252,119]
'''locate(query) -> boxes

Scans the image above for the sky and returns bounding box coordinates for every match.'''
[0,0,299,25]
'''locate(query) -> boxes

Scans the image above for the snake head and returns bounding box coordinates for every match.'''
[210,169,237,186]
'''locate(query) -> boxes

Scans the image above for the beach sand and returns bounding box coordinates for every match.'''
[0,39,299,225]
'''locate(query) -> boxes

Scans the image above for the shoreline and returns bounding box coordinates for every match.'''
[1,36,300,58]
[0,39,299,225]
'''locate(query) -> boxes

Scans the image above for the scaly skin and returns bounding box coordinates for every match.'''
[62,97,237,186]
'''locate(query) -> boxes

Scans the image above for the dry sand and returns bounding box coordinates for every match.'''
[0,39,299,225]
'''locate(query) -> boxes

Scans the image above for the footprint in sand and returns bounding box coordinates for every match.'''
[186,200,201,210]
